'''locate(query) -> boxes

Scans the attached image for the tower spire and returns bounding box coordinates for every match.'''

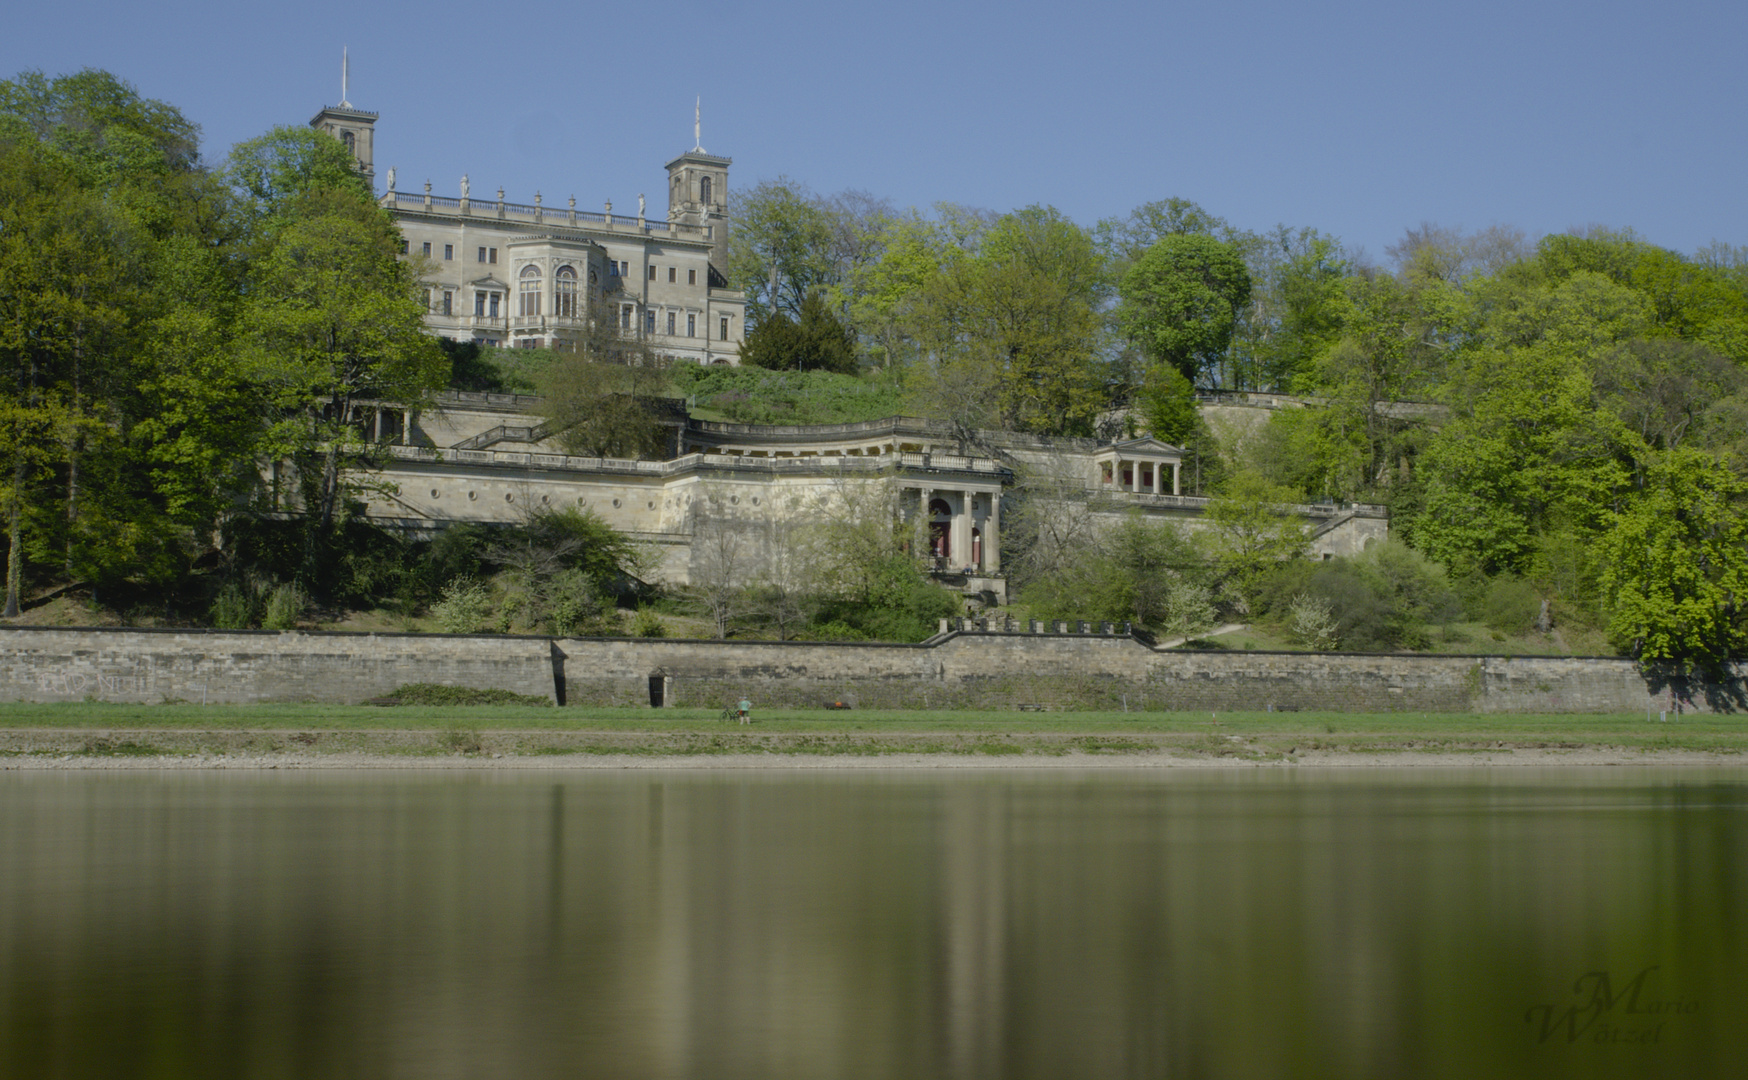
[693,96,702,152]
[340,47,351,108]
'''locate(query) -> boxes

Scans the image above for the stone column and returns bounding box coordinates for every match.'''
[986,491,1001,572]
[1171,463,1181,496]
[917,487,933,565]
[954,490,975,570]
[1129,461,1140,493]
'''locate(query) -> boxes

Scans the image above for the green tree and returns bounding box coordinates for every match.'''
[1118,234,1252,386]
[231,131,444,577]
[837,213,947,369]
[1134,365,1200,445]
[723,177,840,325]
[1247,405,1370,503]
[907,206,1106,436]
[1247,231,1350,389]
[1093,197,1231,278]
[739,291,856,373]
[1,68,246,609]
[1086,515,1210,630]
[1600,448,1748,668]
[532,296,672,458]
[1407,348,1633,577]
[537,358,670,459]
[1590,338,1748,456]
[1201,470,1307,608]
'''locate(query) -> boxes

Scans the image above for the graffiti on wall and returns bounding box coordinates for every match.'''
[32,670,153,697]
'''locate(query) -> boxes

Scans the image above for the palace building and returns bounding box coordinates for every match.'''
[311,99,745,363]
[309,95,1387,600]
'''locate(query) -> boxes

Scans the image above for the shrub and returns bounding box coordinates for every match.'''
[210,582,259,629]
[632,608,668,638]
[1482,575,1542,634]
[546,568,615,636]
[1288,593,1340,650]
[430,577,493,634]
[261,583,307,630]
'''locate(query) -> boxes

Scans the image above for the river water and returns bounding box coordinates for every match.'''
[1,767,1743,1079]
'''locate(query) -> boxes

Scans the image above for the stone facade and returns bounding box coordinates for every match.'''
[336,406,1388,592]
[312,103,744,363]
[3,626,1730,715]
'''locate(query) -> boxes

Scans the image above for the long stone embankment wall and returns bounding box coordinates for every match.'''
[1,626,1738,714]
[0,627,558,706]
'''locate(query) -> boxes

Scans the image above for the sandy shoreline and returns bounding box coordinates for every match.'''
[4,748,1740,770]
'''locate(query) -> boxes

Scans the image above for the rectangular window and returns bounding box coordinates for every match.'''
[475,292,485,317]
[620,260,629,276]
[444,244,453,260]
[687,268,696,285]
[441,291,453,316]
[607,261,618,276]
[645,310,656,334]
[668,267,676,283]
[720,317,729,340]
[666,311,676,335]
[489,293,500,318]
[686,314,695,337]
[422,242,432,257]
[621,306,632,329]
[398,239,408,255]
[648,265,656,281]
[478,246,487,262]
[423,288,432,310]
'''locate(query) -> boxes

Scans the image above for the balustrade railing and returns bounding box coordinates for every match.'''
[391,194,708,237]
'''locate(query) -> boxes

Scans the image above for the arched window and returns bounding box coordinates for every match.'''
[700,175,713,205]
[554,265,577,317]
[928,498,953,561]
[519,264,542,316]
[342,130,355,154]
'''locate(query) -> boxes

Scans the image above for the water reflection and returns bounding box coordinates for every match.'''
[1,768,1744,1079]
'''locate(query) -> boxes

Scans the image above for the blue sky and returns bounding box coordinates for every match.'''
[6,0,1744,262]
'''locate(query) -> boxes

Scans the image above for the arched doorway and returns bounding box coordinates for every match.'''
[971,528,982,570]
[928,498,952,562]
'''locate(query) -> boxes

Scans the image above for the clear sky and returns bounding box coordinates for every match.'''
[6,0,1744,262]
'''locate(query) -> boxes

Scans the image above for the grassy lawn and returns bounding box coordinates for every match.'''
[0,703,1742,759]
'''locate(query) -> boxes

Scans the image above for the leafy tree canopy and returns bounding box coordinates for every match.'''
[1118,234,1252,385]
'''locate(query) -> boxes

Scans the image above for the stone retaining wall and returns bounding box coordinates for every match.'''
[0,627,558,706]
[2,626,1738,714]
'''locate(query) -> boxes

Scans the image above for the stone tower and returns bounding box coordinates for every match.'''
[665,106,730,260]
[309,51,376,183]
[310,102,378,183]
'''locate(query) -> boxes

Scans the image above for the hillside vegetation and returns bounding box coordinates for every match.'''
[8,69,1748,665]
